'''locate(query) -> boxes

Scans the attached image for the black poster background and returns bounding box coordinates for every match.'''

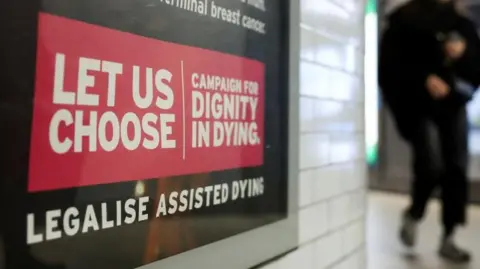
[0,0,290,268]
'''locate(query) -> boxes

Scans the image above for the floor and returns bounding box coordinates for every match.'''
[367,192,480,269]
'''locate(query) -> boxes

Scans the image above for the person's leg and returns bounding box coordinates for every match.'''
[400,117,443,247]
[437,107,470,263]
[408,118,443,220]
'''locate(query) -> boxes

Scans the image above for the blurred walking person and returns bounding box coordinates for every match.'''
[379,0,480,263]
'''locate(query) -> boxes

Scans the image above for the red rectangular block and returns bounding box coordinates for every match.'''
[29,13,265,192]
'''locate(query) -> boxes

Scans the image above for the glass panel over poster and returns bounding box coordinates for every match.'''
[0,0,294,268]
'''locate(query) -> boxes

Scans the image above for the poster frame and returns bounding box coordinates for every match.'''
[0,0,298,267]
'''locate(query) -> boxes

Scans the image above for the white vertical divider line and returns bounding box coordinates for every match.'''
[181,60,186,160]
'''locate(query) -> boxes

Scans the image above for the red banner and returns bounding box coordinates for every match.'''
[29,13,265,192]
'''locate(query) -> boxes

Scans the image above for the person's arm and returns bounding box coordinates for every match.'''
[452,17,480,87]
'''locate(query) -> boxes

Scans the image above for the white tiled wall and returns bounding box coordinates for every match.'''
[260,0,367,268]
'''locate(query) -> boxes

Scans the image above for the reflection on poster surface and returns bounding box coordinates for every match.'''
[0,0,288,268]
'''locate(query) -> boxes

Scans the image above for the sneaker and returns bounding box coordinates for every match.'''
[399,212,417,247]
[439,238,471,263]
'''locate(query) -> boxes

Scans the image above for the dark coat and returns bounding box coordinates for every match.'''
[379,0,480,140]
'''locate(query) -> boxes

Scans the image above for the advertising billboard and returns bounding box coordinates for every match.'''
[0,0,295,268]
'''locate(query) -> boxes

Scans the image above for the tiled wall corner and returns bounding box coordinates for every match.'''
[260,0,367,268]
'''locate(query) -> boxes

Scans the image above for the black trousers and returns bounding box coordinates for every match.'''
[406,107,469,229]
